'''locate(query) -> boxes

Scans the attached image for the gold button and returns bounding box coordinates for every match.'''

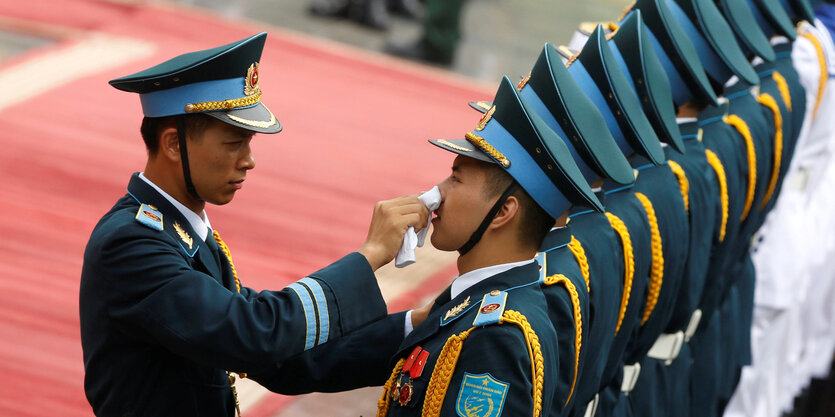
[501,159,511,168]
[490,290,501,296]
[184,103,195,113]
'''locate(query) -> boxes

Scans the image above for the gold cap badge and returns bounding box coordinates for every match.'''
[244,62,260,96]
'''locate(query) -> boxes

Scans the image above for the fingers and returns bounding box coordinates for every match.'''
[359,193,433,270]
[377,199,430,230]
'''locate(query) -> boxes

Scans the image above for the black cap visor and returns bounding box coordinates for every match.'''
[205,102,282,134]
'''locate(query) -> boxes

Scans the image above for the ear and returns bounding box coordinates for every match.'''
[159,125,182,163]
[489,195,521,231]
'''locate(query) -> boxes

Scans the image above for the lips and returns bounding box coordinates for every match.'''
[229,179,245,190]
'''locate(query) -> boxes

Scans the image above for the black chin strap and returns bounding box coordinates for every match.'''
[458,182,519,256]
[176,118,202,201]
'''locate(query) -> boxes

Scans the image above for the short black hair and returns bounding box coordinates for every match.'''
[481,161,555,249]
[139,113,214,157]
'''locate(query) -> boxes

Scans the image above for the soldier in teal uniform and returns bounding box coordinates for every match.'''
[651,2,774,413]
[565,20,699,417]
[511,43,631,416]
[564,25,687,417]
[556,21,683,417]
[771,39,807,191]
[773,13,809,149]
[467,38,657,417]
[715,0,809,411]
[578,6,721,416]
[377,76,605,417]
[79,33,432,417]
[514,42,642,417]
[724,0,796,219]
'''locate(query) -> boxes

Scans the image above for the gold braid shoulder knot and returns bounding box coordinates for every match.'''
[771,71,792,111]
[666,160,690,213]
[605,213,634,334]
[416,310,545,417]
[798,31,828,117]
[377,358,406,417]
[543,274,582,406]
[704,150,729,242]
[213,230,247,416]
[634,193,664,325]
[724,114,757,221]
[567,236,591,292]
[757,93,783,209]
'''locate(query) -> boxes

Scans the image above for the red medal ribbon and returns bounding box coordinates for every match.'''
[411,350,430,379]
[402,346,422,374]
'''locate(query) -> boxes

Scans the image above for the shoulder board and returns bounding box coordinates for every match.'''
[473,290,508,327]
[135,204,163,231]
[535,252,547,284]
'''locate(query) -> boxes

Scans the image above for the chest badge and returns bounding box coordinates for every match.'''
[455,372,510,417]
[397,380,414,406]
[173,222,194,250]
[444,296,471,321]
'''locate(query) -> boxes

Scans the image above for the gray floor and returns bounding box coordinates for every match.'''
[169,0,630,84]
[0,31,52,63]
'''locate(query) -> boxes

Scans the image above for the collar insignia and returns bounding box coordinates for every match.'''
[173,222,193,250]
[244,62,260,96]
[444,296,471,321]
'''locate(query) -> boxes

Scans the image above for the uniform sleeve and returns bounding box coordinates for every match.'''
[436,325,555,417]
[96,226,387,372]
[248,312,407,394]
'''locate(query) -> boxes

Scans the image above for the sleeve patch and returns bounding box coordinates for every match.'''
[455,372,509,417]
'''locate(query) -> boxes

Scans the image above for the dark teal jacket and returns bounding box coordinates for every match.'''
[589,188,652,417]
[380,262,559,417]
[539,226,591,416]
[80,173,392,416]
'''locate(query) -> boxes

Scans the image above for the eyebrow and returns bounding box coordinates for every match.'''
[451,164,461,173]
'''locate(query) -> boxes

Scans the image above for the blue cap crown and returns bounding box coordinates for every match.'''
[431,77,604,218]
[110,32,280,134]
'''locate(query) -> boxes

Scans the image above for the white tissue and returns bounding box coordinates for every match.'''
[395,186,442,268]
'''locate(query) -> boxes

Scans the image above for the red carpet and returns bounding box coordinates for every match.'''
[0,1,490,415]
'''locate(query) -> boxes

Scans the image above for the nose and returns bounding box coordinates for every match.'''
[239,144,256,171]
[436,178,450,200]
